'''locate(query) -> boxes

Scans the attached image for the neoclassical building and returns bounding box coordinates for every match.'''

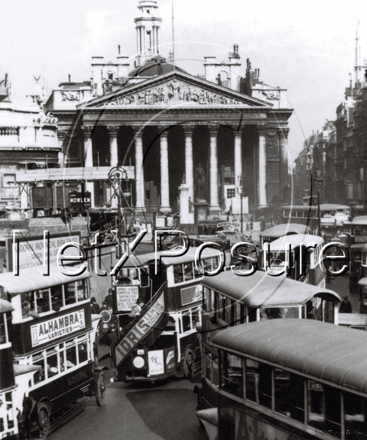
[17,0,292,222]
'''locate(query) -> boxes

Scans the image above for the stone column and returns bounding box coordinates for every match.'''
[208,124,220,213]
[81,125,94,168]
[159,125,171,213]
[81,125,95,207]
[258,128,267,208]
[107,126,119,167]
[279,127,290,204]
[132,126,145,211]
[233,128,243,191]
[57,130,67,168]
[183,124,195,203]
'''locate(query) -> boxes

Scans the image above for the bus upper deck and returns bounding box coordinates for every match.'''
[198,319,367,440]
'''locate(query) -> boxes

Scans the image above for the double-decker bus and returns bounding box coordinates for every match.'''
[110,247,229,383]
[0,265,106,439]
[197,319,367,440]
[195,269,340,412]
[261,234,325,287]
[259,223,312,248]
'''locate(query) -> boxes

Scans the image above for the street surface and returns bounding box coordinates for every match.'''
[50,356,204,440]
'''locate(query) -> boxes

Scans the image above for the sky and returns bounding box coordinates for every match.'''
[0,0,366,163]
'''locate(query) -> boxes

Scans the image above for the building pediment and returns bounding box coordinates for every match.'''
[80,71,271,109]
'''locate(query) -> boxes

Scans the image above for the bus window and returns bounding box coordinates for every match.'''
[46,348,58,378]
[51,286,62,311]
[344,391,367,435]
[193,263,201,278]
[77,338,88,363]
[222,352,243,398]
[33,353,45,384]
[36,289,51,313]
[308,381,341,437]
[66,341,77,368]
[258,363,272,408]
[129,268,139,283]
[218,294,226,321]
[324,300,335,323]
[183,263,193,281]
[174,264,184,284]
[182,311,191,333]
[140,268,149,287]
[0,314,6,344]
[203,287,209,311]
[274,369,304,422]
[245,359,259,402]
[192,308,201,330]
[64,283,77,305]
[234,302,245,325]
[76,280,88,301]
[204,351,219,386]
[248,308,257,322]
[225,299,234,325]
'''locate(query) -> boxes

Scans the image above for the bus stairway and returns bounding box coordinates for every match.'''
[48,400,85,436]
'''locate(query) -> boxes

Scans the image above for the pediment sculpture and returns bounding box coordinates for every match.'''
[99,79,243,107]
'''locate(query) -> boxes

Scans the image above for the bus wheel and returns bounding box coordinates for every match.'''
[96,372,106,406]
[183,348,195,379]
[37,402,50,439]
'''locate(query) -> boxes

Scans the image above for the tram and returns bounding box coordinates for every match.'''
[110,247,229,383]
[197,319,367,440]
[0,265,106,439]
[195,269,340,413]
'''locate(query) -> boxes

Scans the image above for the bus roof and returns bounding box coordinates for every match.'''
[260,223,312,238]
[266,234,323,250]
[0,298,13,313]
[352,216,367,225]
[119,246,224,268]
[201,270,340,306]
[212,319,367,394]
[283,204,350,211]
[0,265,91,296]
[350,243,367,251]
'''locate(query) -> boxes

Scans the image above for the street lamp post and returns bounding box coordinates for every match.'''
[108,166,134,257]
[237,175,243,233]
[314,168,323,237]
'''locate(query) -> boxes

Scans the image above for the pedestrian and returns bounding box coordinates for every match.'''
[90,297,100,314]
[104,289,113,308]
[339,296,352,313]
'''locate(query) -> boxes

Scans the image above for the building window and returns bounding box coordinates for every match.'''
[226,188,236,198]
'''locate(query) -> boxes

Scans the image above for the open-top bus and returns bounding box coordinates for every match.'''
[110,247,230,383]
[0,265,106,439]
[261,234,325,287]
[197,319,367,440]
[195,269,341,413]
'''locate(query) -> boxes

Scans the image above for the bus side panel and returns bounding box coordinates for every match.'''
[29,361,94,414]
[199,377,219,410]
[11,303,92,355]
[308,264,325,287]
[219,394,307,440]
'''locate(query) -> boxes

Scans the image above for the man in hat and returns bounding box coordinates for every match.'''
[339,296,352,313]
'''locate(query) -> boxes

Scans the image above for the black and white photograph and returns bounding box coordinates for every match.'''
[1,1,367,439]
